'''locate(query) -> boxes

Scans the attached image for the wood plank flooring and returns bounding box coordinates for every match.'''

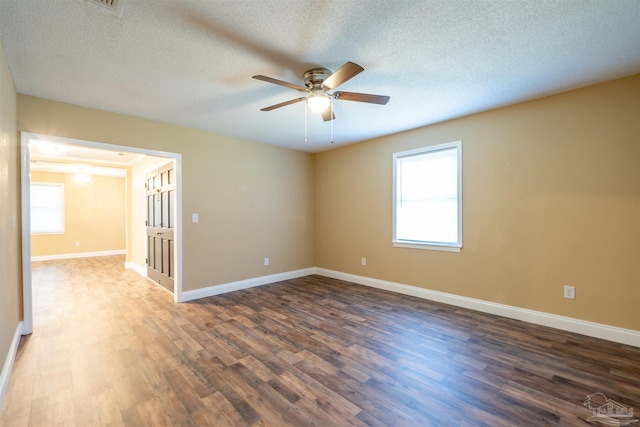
[1,256,638,426]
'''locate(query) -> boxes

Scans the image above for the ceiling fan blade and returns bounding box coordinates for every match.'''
[322,62,364,90]
[252,75,308,92]
[260,97,306,111]
[321,108,336,122]
[334,91,390,105]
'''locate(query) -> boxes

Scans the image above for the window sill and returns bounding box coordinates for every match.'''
[393,241,461,252]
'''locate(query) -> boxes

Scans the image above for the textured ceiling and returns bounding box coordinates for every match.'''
[1,0,639,153]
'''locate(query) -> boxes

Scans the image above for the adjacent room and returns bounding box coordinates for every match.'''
[0,1,638,426]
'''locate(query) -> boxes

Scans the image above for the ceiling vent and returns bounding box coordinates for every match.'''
[85,0,127,17]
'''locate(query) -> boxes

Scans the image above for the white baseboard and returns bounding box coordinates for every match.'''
[125,261,147,278]
[313,268,640,348]
[0,321,24,411]
[32,249,126,262]
[178,268,315,302]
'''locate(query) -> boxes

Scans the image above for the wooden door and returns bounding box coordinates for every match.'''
[146,163,175,292]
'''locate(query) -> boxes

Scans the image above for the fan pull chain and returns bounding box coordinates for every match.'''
[330,101,334,144]
[304,101,308,143]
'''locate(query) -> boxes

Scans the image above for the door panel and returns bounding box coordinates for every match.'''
[146,162,175,292]
[169,240,174,278]
[169,190,175,228]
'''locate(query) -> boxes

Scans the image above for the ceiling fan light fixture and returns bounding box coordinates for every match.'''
[254,62,389,123]
[307,92,331,113]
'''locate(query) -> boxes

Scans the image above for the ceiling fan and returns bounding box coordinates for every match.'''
[252,61,390,122]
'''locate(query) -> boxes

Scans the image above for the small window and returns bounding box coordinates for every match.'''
[31,183,65,234]
[393,141,462,252]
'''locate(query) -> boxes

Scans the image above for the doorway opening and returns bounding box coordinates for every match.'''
[20,132,183,335]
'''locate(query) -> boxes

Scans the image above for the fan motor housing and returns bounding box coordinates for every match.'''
[303,68,332,88]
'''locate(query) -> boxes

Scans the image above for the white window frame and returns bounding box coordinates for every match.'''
[30,182,65,234]
[393,141,462,252]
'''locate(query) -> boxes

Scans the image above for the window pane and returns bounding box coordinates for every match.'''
[397,199,458,243]
[399,149,458,200]
[31,184,64,233]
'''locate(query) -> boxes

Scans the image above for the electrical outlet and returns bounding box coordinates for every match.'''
[264,258,269,266]
[75,241,80,247]
[564,285,575,299]
[361,257,366,266]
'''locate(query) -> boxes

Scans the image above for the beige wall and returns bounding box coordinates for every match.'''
[315,75,640,331]
[0,39,21,387]
[18,95,315,291]
[30,171,126,257]
[127,156,172,271]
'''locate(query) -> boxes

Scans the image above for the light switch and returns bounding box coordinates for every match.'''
[192,213,199,223]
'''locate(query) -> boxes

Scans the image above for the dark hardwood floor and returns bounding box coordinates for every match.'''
[1,256,638,426]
